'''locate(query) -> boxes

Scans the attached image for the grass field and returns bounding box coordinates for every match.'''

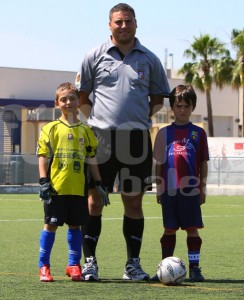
[0,193,244,300]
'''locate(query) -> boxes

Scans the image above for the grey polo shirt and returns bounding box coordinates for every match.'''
[76,37,170,130]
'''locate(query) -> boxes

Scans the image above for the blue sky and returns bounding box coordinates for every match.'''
[0,0,243,72]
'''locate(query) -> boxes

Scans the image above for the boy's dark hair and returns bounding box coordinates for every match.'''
[109,3,136,20]
[169,84,197,110]
[56,82,79,101]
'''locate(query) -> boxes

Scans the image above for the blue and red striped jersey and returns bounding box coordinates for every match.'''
[153,122,209,190]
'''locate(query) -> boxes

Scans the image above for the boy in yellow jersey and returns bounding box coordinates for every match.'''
[37,82,109,282]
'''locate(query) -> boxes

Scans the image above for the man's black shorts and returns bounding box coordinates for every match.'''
[87,129,153,193]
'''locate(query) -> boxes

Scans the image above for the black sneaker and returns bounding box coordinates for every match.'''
[189,266,205,282]
[150,274,160,282]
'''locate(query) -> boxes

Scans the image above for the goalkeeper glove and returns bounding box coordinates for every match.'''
[95,181,110,206]
[39,177,57,204]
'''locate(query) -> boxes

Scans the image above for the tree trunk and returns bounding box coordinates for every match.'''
[242,85,244,137]
[205,89,214,137]
[242,56,244,137]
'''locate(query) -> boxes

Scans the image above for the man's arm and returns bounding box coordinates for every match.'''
[149,95,164,118]
[79,90,92,119]
[87,157,102,182]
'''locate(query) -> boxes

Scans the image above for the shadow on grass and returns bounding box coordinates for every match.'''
[84,278,151,284]
[75,277,244,284]
[201,279,244,284]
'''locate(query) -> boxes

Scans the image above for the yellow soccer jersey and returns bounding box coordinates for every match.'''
[36,119,98,196]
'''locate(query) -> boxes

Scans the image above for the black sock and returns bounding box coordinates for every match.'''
[81,215,102,258]
[123,215,144,259]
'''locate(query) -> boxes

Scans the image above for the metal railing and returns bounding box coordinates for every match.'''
[0,154,38,185]
[208,156,244,186]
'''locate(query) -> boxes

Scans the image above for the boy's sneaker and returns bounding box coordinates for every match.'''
[151,274,160,282]
[66,264,82,281]
[189,266,205,282]
[82,256,99,281]
[123,258,150,281]
[39,265,53,282]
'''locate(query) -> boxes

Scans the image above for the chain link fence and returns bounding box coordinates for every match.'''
[0,155,244,186]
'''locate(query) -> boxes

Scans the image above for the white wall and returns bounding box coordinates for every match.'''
[0,67,241,137]
[0,67,76,100]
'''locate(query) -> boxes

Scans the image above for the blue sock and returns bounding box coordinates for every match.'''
[67,228,82,266]
[39,230,55,268]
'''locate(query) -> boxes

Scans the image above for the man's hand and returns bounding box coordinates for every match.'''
[95,181,110,206]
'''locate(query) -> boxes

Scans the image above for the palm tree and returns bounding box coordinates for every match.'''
[178,34,232,137]
[231,28,244,137]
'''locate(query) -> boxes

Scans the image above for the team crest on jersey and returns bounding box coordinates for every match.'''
[79,137,84,143]
[138,69,144,79]
[68,134,73,140]
[191,130,198,140]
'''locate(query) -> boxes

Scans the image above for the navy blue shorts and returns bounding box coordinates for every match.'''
[160,188,204,230]
[43,195,89,226]
[87,129,153,193]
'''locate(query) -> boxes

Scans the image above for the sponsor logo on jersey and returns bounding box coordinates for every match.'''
[74,161,81,172]
[58,161,68,170]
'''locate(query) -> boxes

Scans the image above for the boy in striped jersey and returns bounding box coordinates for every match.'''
[153,85,209,282]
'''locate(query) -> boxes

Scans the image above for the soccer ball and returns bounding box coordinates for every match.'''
[156,256,187,285]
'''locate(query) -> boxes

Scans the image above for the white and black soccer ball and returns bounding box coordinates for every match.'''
[156,256,187,285]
